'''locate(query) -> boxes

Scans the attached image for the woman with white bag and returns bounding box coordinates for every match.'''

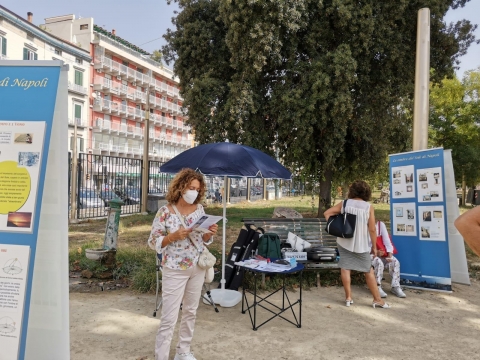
[147,168,218,360]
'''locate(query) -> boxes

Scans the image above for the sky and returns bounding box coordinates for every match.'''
[2,0,479,78]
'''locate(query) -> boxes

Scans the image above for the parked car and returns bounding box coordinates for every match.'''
[78,189,103,209]
[99,190,122,206]
[126,188,141,204]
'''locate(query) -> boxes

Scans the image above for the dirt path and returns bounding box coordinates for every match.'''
[70,279,480,360]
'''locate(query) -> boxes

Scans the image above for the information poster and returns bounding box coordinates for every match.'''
[1,62,67,360]
[416,167,444,203]
[392,202,417,236]
[389,148,451,292]
[0,122,46,233]
[391,165,415,199]
[0,244,30,360]
[418,205,446,241]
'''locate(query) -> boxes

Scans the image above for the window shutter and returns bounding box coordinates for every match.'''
[23,48,28,60]
[34,53,38,60]
[75,71,83,86]
[1,37,6,56]
[70,137,74,151]
[74,104,82,119]
[79,138,84,152]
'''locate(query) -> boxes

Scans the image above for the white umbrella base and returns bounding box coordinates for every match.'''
[204,289,242,307]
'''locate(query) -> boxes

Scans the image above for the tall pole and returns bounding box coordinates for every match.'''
[141,91,150,213]
[412,8,431,151]
[70,121,78,222]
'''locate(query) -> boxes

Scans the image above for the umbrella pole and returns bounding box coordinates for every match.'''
[221,175,227,291]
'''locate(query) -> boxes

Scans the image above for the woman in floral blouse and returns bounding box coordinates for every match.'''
[148,168,218,360]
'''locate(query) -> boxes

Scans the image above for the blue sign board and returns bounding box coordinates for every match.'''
[389,148,451,292]
[0,64,60,359]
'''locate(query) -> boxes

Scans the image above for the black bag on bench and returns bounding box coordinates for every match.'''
[307,246,338,262]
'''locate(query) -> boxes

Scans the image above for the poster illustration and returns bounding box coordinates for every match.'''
[0,121,46,233]
[417,167,444,203]
[391,165,415,199]
[392,202,417,236]
[0,244,30,360]
[418,205,446,241]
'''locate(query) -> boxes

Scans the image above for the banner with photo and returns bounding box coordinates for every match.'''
[0,62,66,360]
[389,148,451,292]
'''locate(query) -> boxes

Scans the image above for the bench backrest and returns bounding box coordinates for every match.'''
[242,218,337,248]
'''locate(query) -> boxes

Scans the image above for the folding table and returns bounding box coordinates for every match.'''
[241,262,304,331]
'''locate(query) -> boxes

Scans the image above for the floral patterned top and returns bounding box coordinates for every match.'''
[147,204,213,270]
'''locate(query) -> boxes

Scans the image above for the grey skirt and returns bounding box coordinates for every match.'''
[337,244,371,273]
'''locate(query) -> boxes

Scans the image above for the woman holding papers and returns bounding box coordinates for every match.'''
[147,168,218,360]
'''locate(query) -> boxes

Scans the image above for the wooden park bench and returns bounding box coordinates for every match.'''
[241,217,340,287]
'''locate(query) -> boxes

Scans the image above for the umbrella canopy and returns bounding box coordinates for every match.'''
[159,142,291,307]
[160,142,291,180]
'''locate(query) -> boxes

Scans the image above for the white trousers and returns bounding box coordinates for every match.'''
[155,264,206,360]
[372,256,401,288]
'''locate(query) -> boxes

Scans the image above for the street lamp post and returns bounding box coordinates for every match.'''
[70,119,78,222]
[141,92,150,214]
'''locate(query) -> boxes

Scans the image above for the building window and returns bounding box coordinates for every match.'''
[122,60,129,67]
[23,48,37,60]
[80,24,89,30]
[74,103,82,122]
[70,136,84,152]
[0,36,7,57]
[54,49,62,56]
[75,58,83,64]
[74,70,83,86]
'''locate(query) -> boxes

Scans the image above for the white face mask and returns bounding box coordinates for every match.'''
[182,189,198,204]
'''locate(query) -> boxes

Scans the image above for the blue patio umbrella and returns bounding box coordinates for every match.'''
[160,142,291,179]
[160,142,291,307]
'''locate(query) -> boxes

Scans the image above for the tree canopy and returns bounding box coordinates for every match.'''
[163,0,478,214]
[429,68,480,187]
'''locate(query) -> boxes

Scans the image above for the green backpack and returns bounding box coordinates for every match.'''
[257,233,282,259]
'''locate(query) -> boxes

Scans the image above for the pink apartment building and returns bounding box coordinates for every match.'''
[42,14,190,162]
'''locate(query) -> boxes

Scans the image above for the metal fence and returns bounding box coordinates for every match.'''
[70,154,305,219]
[74,153,143,219]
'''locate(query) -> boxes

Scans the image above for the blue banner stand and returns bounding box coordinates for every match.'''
[0,61,70,360]
[389,148,469,292]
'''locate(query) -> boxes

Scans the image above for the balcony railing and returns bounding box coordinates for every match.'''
[68,82,88,95]
[127,106,136,118]
[134,108,144,120]
[68,118,88,127]
[0,54,9,60]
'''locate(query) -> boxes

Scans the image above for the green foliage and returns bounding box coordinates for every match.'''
[163,0,477,214]
[429,69,480,186]
[150,50,163,63]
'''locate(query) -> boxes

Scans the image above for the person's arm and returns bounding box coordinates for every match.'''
[147,206,191,252]
[323,201,343,221]
[368,206,377,257]
[147,207,169,253]
[454,207,480,257]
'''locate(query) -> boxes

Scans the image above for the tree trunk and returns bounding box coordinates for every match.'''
[462,173,466,206]
[317,169,333,217]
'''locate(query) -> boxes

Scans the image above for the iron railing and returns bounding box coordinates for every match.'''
[70,154,302,219]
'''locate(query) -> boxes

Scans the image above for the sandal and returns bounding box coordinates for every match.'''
[345,299,353,307]
[372,301,390,309]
